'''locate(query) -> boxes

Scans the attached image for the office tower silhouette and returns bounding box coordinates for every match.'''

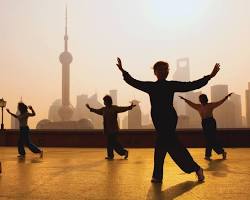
[211,85,236,128]
[230,93,242,127]
[128,100,142,129]
[245,83,250,127]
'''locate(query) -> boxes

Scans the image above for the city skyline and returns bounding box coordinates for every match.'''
[1,0,250,128]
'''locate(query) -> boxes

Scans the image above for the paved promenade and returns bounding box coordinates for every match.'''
[0,147,249,199]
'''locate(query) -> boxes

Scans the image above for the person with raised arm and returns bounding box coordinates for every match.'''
[116,57,220,183]
[179,93,233,160]
[86,95,136,160]
[6,102,43,159]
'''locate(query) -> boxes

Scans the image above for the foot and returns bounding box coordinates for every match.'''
[40,151,43,158]
[196,167,205,182]
[105,157,114,160]
[204,156,211,161]
[222,152,227,160]
[17,155,25,159]
[124,150,128,159]
[151,177,162,184]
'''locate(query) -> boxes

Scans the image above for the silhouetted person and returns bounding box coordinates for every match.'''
[86,95,136,160]
[116,57,220,183]
[6,103,43,159]
[0,161,1,173]
[179,93,232,160]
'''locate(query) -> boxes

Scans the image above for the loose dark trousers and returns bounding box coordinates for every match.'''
[106,133,127,158]
[152,116,200,180]
[202,117,224,157]
[18,126,41,156]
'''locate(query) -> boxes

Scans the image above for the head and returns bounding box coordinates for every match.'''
[199,94,208,105]
[153,61,169,80]
[103,95,113,106]
[18,102,28,114]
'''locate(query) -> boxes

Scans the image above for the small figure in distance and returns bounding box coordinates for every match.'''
[116,57,221,183]
[86,95,136,160]
[179,92,233,161]
[6,102,43,159]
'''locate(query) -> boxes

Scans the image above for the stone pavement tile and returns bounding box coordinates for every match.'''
[0,147,249,200]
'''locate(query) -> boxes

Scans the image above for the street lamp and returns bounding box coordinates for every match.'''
[0,98,7,130]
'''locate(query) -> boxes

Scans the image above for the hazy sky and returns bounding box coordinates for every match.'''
[1,0,250,128]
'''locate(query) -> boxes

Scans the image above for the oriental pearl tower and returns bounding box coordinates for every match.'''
[58,7,74,121]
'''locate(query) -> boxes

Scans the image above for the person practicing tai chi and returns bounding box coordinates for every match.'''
[86,95,136,160]
[179,93,232,161]
[6,102,43,159]
[116,57,221,183]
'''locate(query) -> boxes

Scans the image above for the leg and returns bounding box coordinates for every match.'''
[107,134,114,159]
[23,127,41,154]
[18,129,26,156]
[152,136,167,181]
[167,135,200,173]
[112,133,127,156]
[205,135,213,158]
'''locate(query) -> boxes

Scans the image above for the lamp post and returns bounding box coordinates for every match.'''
[0,98,7,130]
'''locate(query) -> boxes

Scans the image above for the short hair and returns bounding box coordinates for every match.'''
[18,102,28,114]
[153,61,169,71]
[103,95,112,106]
[199,94,208,104]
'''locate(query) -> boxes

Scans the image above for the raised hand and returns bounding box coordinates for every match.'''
[6,108,10,113]
[116,57,124,72]
[86,104,91,110]
[28,105,33,110]
[227,93,233,98]
[210,63,220,78]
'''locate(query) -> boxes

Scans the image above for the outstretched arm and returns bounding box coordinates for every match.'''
[86,104,103,115]
[115,103,136,113]
[173,63,220,92]
[116,57,152,93]
[6,109,18,118]
[179,96,200,110]
[210,93,233,109]
[28,106,36,116]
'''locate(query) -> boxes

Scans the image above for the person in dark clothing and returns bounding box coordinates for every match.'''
[86,95,136,160]
[179,93,232,160]
[6,102,43,159]
[116,57,220,183]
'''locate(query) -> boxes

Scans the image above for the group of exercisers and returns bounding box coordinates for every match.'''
[0,57,232,184]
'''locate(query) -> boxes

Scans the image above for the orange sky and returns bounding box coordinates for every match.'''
[0,0,250,128]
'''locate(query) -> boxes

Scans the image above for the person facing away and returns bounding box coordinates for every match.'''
[86,95,136,160]
[179,93,233,160]
[116,57,221,183]
[6,102,43,159]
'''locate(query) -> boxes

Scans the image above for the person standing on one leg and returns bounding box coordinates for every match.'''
[6,102,43,159]
[116,57,220,183]
[86,95,136,160]
[179,93,232,160]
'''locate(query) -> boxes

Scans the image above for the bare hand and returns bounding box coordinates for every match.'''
[210,63,220,78]
[86,104,91,109]
[6,108,10,112]
[116,57,124,72]
[28,106,33,110]
[227,93,233,98]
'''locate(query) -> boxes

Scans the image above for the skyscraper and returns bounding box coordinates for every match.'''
[230,93,242,127]
[128,100,142,129]
[211,85,235,128]
[58,6,74,121]
[173,58,190,115]
[245,83,250,127]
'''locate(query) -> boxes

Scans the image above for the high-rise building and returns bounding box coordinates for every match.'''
[58,7,74,121]
[173,58,190,115]
[109,90,117,105]
[185,91,202,128]
[230,93,242,127]
[245,82,250,127]
[48,99,62,122]
[211,85,235,128]
[10,110,19,129]
[128,100,142,129]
